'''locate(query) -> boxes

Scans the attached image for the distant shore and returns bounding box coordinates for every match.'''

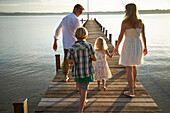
[0,9,170,16]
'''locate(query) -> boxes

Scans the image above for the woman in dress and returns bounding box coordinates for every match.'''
[113,3,147,97]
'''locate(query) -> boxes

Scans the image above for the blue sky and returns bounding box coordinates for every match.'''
[0,0,170,12]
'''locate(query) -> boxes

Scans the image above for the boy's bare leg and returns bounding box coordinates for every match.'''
[79,84,81,95]
[76,81,79,92]
[79,84,88,113]
[78,83,88,104]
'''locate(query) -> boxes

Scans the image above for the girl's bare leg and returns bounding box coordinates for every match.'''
[97,81,101,90]
[102,79,107,91]
[133,66,137,88]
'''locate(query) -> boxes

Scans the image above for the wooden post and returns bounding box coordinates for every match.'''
[115,40,118,47]
[109,34,112,43]
[13,98,28,113]
[94,18,102,30]
[103,27,105,33]
[55,54,61,73]
[105,30,108,37]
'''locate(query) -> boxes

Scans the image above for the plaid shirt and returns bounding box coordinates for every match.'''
[67,41,95,78]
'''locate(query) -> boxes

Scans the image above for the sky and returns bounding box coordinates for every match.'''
[0,0,170,13]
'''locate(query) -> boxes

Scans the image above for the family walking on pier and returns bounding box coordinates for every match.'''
[53,3,147,113]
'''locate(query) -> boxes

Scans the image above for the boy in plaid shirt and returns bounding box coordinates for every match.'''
[67,27,96,113]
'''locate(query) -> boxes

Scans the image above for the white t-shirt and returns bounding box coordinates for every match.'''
[54,13,80,49]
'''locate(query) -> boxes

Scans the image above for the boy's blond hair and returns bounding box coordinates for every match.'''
[75,27,88,39]
[94,37,108,51]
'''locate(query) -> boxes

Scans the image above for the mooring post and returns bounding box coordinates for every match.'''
[13,98,28,113]
[55,54,61,74]
[103,27,105,33]
[115,40,118,48]
[109,34,112,43]
[105,30,108,37]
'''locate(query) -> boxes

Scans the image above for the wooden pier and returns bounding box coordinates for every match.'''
[35,19,161,113]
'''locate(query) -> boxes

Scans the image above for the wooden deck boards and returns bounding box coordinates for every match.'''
[35,20,161,113]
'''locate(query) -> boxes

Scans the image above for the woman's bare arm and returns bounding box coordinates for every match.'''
[141,24,147,56]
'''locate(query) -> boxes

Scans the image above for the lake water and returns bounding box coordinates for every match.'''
[0,14,170,113]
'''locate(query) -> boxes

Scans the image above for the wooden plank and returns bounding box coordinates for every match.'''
[40,98,154,103]
[36,105,162,112]
[45,91,149,96]
[43,94,151,98]
[50,81,142,85]
[48,84,144,88]
[37,102,158,107]
[47,87,146,91]
[36,106,161,113]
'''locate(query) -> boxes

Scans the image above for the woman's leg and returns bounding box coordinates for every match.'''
[133,66,137,88]
[125,66,134,95]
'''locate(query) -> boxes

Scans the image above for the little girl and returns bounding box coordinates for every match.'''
[94,37,113,91]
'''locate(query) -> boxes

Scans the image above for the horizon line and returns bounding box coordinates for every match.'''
[0,9,170,13]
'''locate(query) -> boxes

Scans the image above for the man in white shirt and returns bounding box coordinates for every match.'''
[53,4,85,82]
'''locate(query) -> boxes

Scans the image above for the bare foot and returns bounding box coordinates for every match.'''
[124,91,135,97]
[103,86,107,92]
[76,89,79,92]
[97,87,101,91]
[84,99,89,106]
[133,84,137,88]
[64,77,69,82]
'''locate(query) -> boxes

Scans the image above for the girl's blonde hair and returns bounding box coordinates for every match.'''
[75,27,88,39]
[124,3,142,28]
[94,37,108,51]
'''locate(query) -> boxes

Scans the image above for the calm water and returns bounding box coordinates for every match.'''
[0,14,170,113]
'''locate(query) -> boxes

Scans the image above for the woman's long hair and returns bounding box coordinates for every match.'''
[124,3,142,28]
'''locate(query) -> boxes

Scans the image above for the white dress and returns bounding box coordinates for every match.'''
[119,28,143,66]
[95,51,112,80]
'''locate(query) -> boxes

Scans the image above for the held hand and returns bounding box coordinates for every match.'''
[113,47,118,53]
[143,48,147,56]
[53,39,58,51]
